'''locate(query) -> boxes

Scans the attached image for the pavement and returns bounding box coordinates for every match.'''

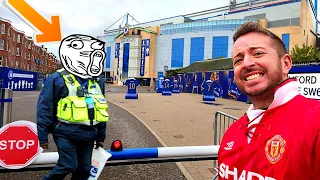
[6,89,187,180]
[105,84,250,180]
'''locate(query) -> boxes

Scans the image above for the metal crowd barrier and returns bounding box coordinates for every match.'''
[0,88,13,127]
[212,111,238,180]
[213,111,238,145]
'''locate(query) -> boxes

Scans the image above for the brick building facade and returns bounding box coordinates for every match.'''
[0,17,60,74]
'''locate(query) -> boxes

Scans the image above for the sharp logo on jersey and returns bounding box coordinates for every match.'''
[224,141,234,150]
[219,163,276,180]
[265,135,286,164]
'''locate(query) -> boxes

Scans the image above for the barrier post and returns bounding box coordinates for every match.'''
[0,88,13,127]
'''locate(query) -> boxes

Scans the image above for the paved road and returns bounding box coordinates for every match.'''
[0,89,186,180]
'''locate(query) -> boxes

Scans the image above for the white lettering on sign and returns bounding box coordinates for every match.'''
[219,163,276,180]
[120,37,136,43]
[8,70,34,79]
[288,73,320,100]
[0,140,35,150]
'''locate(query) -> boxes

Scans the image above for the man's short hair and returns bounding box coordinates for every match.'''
[233,21,287,57]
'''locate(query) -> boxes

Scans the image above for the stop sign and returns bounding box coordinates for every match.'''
[0,121,41,169]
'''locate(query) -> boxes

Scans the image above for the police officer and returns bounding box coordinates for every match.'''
[37,34,109,180]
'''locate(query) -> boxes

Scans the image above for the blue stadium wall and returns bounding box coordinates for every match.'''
[155,31,293,78]
[164,65,320,102]
[155,31,234,73]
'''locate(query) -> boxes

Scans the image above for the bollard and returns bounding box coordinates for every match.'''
[0,88,13,127]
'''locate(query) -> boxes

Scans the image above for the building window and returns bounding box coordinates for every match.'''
[16,61,19,68]
[212,36,229,58]
[282,33,290,53]
[28,52,30,60]
[17,34,20,43]
[0,39,4,50]
[16,47,20,56]
[7,26,10,36]
[190,37,205,64]
[5,57,7,67]
[7,41,9,51]
[1,24,5,34]
[28,42,31,49]
[171,38,184,68]
[0,56,2,66]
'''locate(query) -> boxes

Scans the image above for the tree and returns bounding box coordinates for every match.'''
[291,44,320,63]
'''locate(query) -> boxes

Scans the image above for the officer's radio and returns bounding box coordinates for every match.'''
[77,86,85,97]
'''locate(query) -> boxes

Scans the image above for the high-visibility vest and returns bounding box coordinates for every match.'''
[56,69,109,125]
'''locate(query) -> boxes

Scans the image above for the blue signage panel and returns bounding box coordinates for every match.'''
[115,43,120,75]
[145,39,150,56]
[0,67,38,91]
[140,39,146,76]
[115,43,120,58]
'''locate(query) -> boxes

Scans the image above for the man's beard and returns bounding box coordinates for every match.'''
[238,62,283,97]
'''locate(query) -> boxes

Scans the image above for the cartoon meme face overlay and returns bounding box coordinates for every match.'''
[59,34,106,79]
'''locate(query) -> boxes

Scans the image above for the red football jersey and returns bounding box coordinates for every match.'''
[218,80,320,180]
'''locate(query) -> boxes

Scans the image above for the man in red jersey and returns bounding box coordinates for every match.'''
[218,21,320,180]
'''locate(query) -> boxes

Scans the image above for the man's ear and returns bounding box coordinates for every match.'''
[282,54,292,75]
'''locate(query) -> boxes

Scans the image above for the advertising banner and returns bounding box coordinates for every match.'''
[288,73,320,100]
[145,39,150,57]
[115,43,120,75]
[140,39,146,76]
[115,43,120,59]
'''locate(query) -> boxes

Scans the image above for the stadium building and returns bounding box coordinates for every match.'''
[98,0,319,86]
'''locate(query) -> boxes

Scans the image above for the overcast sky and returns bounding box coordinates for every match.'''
[0,0,315,59]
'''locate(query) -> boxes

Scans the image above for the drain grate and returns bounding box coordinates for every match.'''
[173,134,184,139]
[201,102,223,106]
[224,107,242,110]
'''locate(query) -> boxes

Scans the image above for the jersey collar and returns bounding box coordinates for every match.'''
[247,78,300,111]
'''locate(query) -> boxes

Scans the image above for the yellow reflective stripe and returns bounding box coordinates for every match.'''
[60,73,81,96]
[88,80,103,95]
[95,81,102,95]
